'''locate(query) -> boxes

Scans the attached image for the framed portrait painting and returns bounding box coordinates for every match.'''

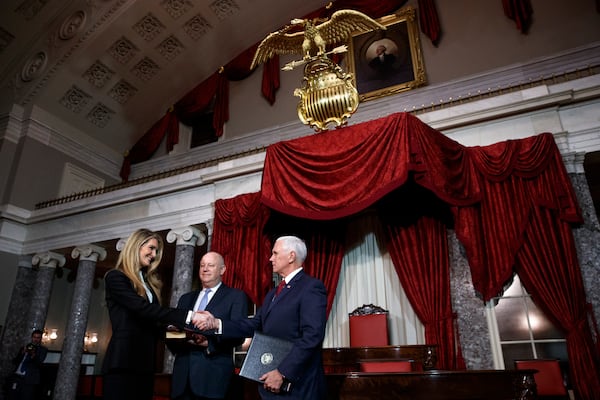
[347,6,426,102]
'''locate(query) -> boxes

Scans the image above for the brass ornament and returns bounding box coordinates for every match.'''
[294,56,359,132]
[251,9,385,132]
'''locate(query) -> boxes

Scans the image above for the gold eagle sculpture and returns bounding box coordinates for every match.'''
[250,9,386,70]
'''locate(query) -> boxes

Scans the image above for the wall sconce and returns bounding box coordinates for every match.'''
[84,332,98,351]
[42,328,58,344]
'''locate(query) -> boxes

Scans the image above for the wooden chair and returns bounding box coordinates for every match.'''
[349,304,389,347]
[76,375,93,399]
[93,375,102,399]
[514,359,569,399]
[76,375,102,400]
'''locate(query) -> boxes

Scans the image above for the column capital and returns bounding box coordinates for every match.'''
[71,244,107,262]
[166,226,206,246]
[561,151,586,174]
[116,237,127,252]
[32,251,66,268]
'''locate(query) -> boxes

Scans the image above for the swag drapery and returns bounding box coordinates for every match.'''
[211,112,599,398]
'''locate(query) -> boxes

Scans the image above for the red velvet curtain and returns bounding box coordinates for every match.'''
[120,55,242,181]
[261,55,280,105]
[384,215,463,370]
[418,0,441,45]
[119,109,178,180]
[452,134,582,300]
[174,70,229,137]
[223,44,257,81]
[515,206,600,399]
[304,231,345,316]
[120,71,228,181]
[211,192,272,305]
[376,183,464,370]
[502,0,533,33]
[261,114,414,219]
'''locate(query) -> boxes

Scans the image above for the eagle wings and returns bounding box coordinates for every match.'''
[250,9,386,70]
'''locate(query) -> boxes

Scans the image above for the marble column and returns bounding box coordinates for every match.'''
[28,251,66,334]
[0,256,36,400]
[162,225,206,372]
[167,226,207,307]
[53,245,106,400]
[564,153,600,327]
[448,229,494,370]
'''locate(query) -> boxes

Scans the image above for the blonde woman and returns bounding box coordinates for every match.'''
[102,228,201,400]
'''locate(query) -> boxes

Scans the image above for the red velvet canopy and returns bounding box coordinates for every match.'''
[212,112,600,399]
[260,112,583,298]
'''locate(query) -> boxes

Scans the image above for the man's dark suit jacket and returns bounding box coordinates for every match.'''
[11,344,48,385]
[170,284,248,399]
[102,269,189,398]
[221,270,328,400]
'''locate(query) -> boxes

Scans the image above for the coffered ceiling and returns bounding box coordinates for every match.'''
[0,0,329,160]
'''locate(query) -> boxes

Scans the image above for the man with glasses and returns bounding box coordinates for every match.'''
[170,251,248,400]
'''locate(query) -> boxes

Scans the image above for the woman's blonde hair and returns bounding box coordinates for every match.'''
[114,228,164,303]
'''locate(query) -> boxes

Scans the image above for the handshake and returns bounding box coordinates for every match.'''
[190,311,219,331]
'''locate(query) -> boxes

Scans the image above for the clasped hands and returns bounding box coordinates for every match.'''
[191,310,218,331]
[189,332,208,347]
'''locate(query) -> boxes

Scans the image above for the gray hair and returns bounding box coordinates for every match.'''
[276,235,307,263]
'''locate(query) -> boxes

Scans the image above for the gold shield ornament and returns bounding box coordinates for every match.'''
[294,56,359,132]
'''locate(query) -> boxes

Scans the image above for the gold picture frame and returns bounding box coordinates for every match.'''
[347,6,426,102]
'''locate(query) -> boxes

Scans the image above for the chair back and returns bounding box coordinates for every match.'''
[349,304,389,347]
[93,375,102,397]
[514,359,568,397]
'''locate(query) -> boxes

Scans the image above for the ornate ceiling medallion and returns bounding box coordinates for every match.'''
[20,51,48,82]
[58,10,86,41]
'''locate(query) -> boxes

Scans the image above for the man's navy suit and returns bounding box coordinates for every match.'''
[171,284,248,399]
[221,270,328,400]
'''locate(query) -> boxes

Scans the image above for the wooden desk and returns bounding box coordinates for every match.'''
[326,370,536,400]
[149,346,535,400]
[228,369,536,400]
[322,345,437,373]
